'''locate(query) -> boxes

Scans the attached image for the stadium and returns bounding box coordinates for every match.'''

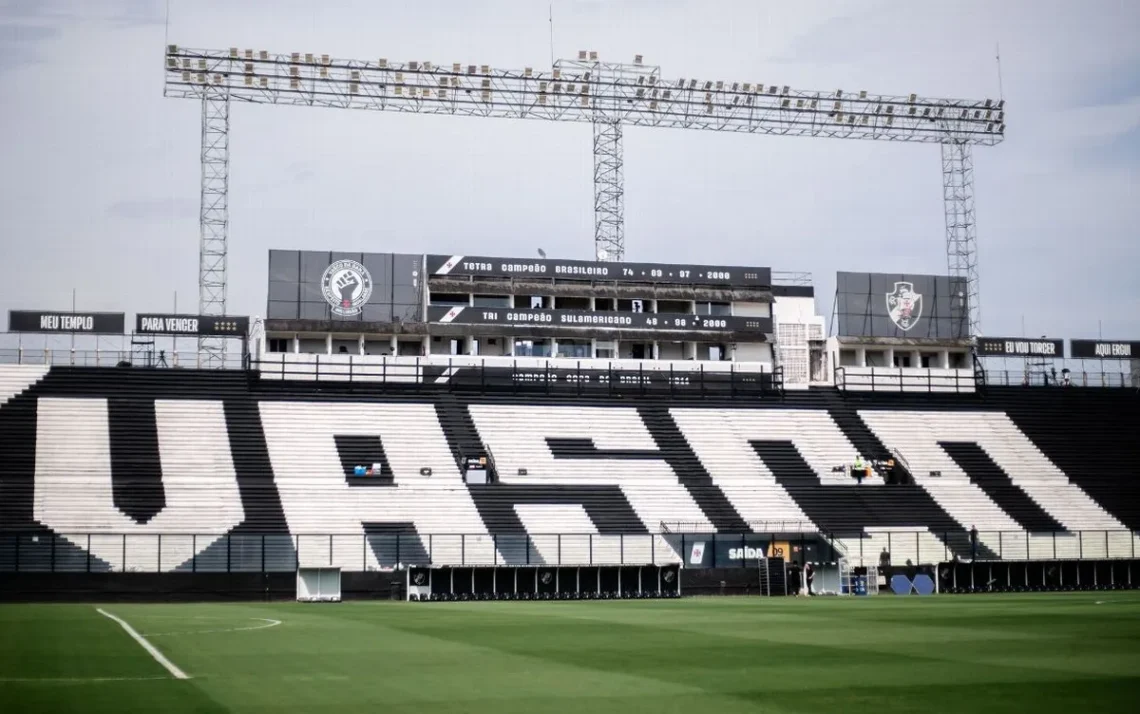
[2,4,1139,714]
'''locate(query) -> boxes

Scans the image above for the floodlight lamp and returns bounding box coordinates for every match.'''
[291,52,300,62]
[984,98,992,108]
[480,64,490,74]
[167,44,178,53]
[908,93,917,103]
[688,79,696,88]
[634,54,643,64]
[379,58,387,68]
[836,89,843,97]
[589,51,598,60]
[524,67,533,76]
[229,47,238,58]
[859,90,867,99]
[781,98,790,108]
[997,98,1005,109]
[578,50,587,60]
[704,81,712,90]
[167,57,177,68]
[305,53,314,63]
[409,60,419,70]
[663,89,671,99]
[259,50,268,60]
[452,62,461,73]
[321,54,330,65]
[715,80,723,90]
[742,83,751,91]
[996,111,1004,121]
[768,85,778,94]
[986,122,994,132]
[244,75,253,86]
[782,85,789,94]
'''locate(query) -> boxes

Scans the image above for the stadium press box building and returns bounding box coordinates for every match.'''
[259,249,981,391]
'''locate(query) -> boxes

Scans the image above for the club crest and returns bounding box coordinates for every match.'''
[321,259,373,317]
[886,281,923,331]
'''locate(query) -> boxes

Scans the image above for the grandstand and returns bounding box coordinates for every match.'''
[2,251,1139,593]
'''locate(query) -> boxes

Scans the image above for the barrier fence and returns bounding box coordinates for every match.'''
[835,365,1137,392]
[1,530,1136,573]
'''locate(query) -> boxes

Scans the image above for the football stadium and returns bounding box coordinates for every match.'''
[2,5,1140,714]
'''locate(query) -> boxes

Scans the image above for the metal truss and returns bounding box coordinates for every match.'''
[942,141,980,335]
[166,46,1004,333]
[199,88,230,365]
[592,119,624,261]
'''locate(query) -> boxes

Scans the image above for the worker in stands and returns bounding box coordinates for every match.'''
[853,455,865,484]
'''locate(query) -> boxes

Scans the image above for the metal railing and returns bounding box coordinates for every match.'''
[253,354,785,396]
[0,348,247,370]
[2,529,1135,574]
[834,529,1140,568]
[0,532,681,573]
[835,365,1138,393]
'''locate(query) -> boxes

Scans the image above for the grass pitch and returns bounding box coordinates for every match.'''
[2,593,1138,713]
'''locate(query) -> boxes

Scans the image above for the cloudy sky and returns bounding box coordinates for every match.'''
[0,0,1136,341]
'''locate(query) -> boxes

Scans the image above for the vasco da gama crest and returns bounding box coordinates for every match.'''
[886,281,923,331]
[322,259,373,317]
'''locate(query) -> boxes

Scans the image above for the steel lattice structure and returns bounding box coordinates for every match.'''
[165,45,1005,338]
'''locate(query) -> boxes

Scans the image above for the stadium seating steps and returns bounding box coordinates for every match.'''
[0,366,1137,570]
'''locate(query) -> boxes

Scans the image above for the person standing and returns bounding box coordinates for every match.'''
[805,562,815,596]
[969,525,979,561]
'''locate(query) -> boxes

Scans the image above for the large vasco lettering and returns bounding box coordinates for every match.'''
[468,404,709,535]
[258,402,497,568]
[858,410,1124,532]
[35,398,245,571]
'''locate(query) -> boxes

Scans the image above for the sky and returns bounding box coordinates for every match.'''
[0,0,1137,342]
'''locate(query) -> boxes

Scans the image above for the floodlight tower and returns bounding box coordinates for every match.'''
[164,45,1004,362]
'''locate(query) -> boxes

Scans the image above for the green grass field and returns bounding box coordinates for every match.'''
[2,594,1138,713]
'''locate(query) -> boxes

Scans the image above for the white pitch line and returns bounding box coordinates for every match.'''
[143,618,283,638]
[95,608,190,680]
[0,676,168,684]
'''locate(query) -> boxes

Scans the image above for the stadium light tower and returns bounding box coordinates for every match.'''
[164,45,1004,358]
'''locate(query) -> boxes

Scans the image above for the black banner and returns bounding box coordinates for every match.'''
[8,310,125,334]
[976,337,1064,358]
[428,306,770,333]
[1069,340,1139,360]
[425,365,778,395]
[834,271,969,339]
[135,314,250,337]
[427,254,771,287]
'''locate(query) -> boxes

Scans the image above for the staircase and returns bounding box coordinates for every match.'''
[435,394,497,482]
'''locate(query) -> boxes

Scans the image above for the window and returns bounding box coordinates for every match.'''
[268,338,290,353]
